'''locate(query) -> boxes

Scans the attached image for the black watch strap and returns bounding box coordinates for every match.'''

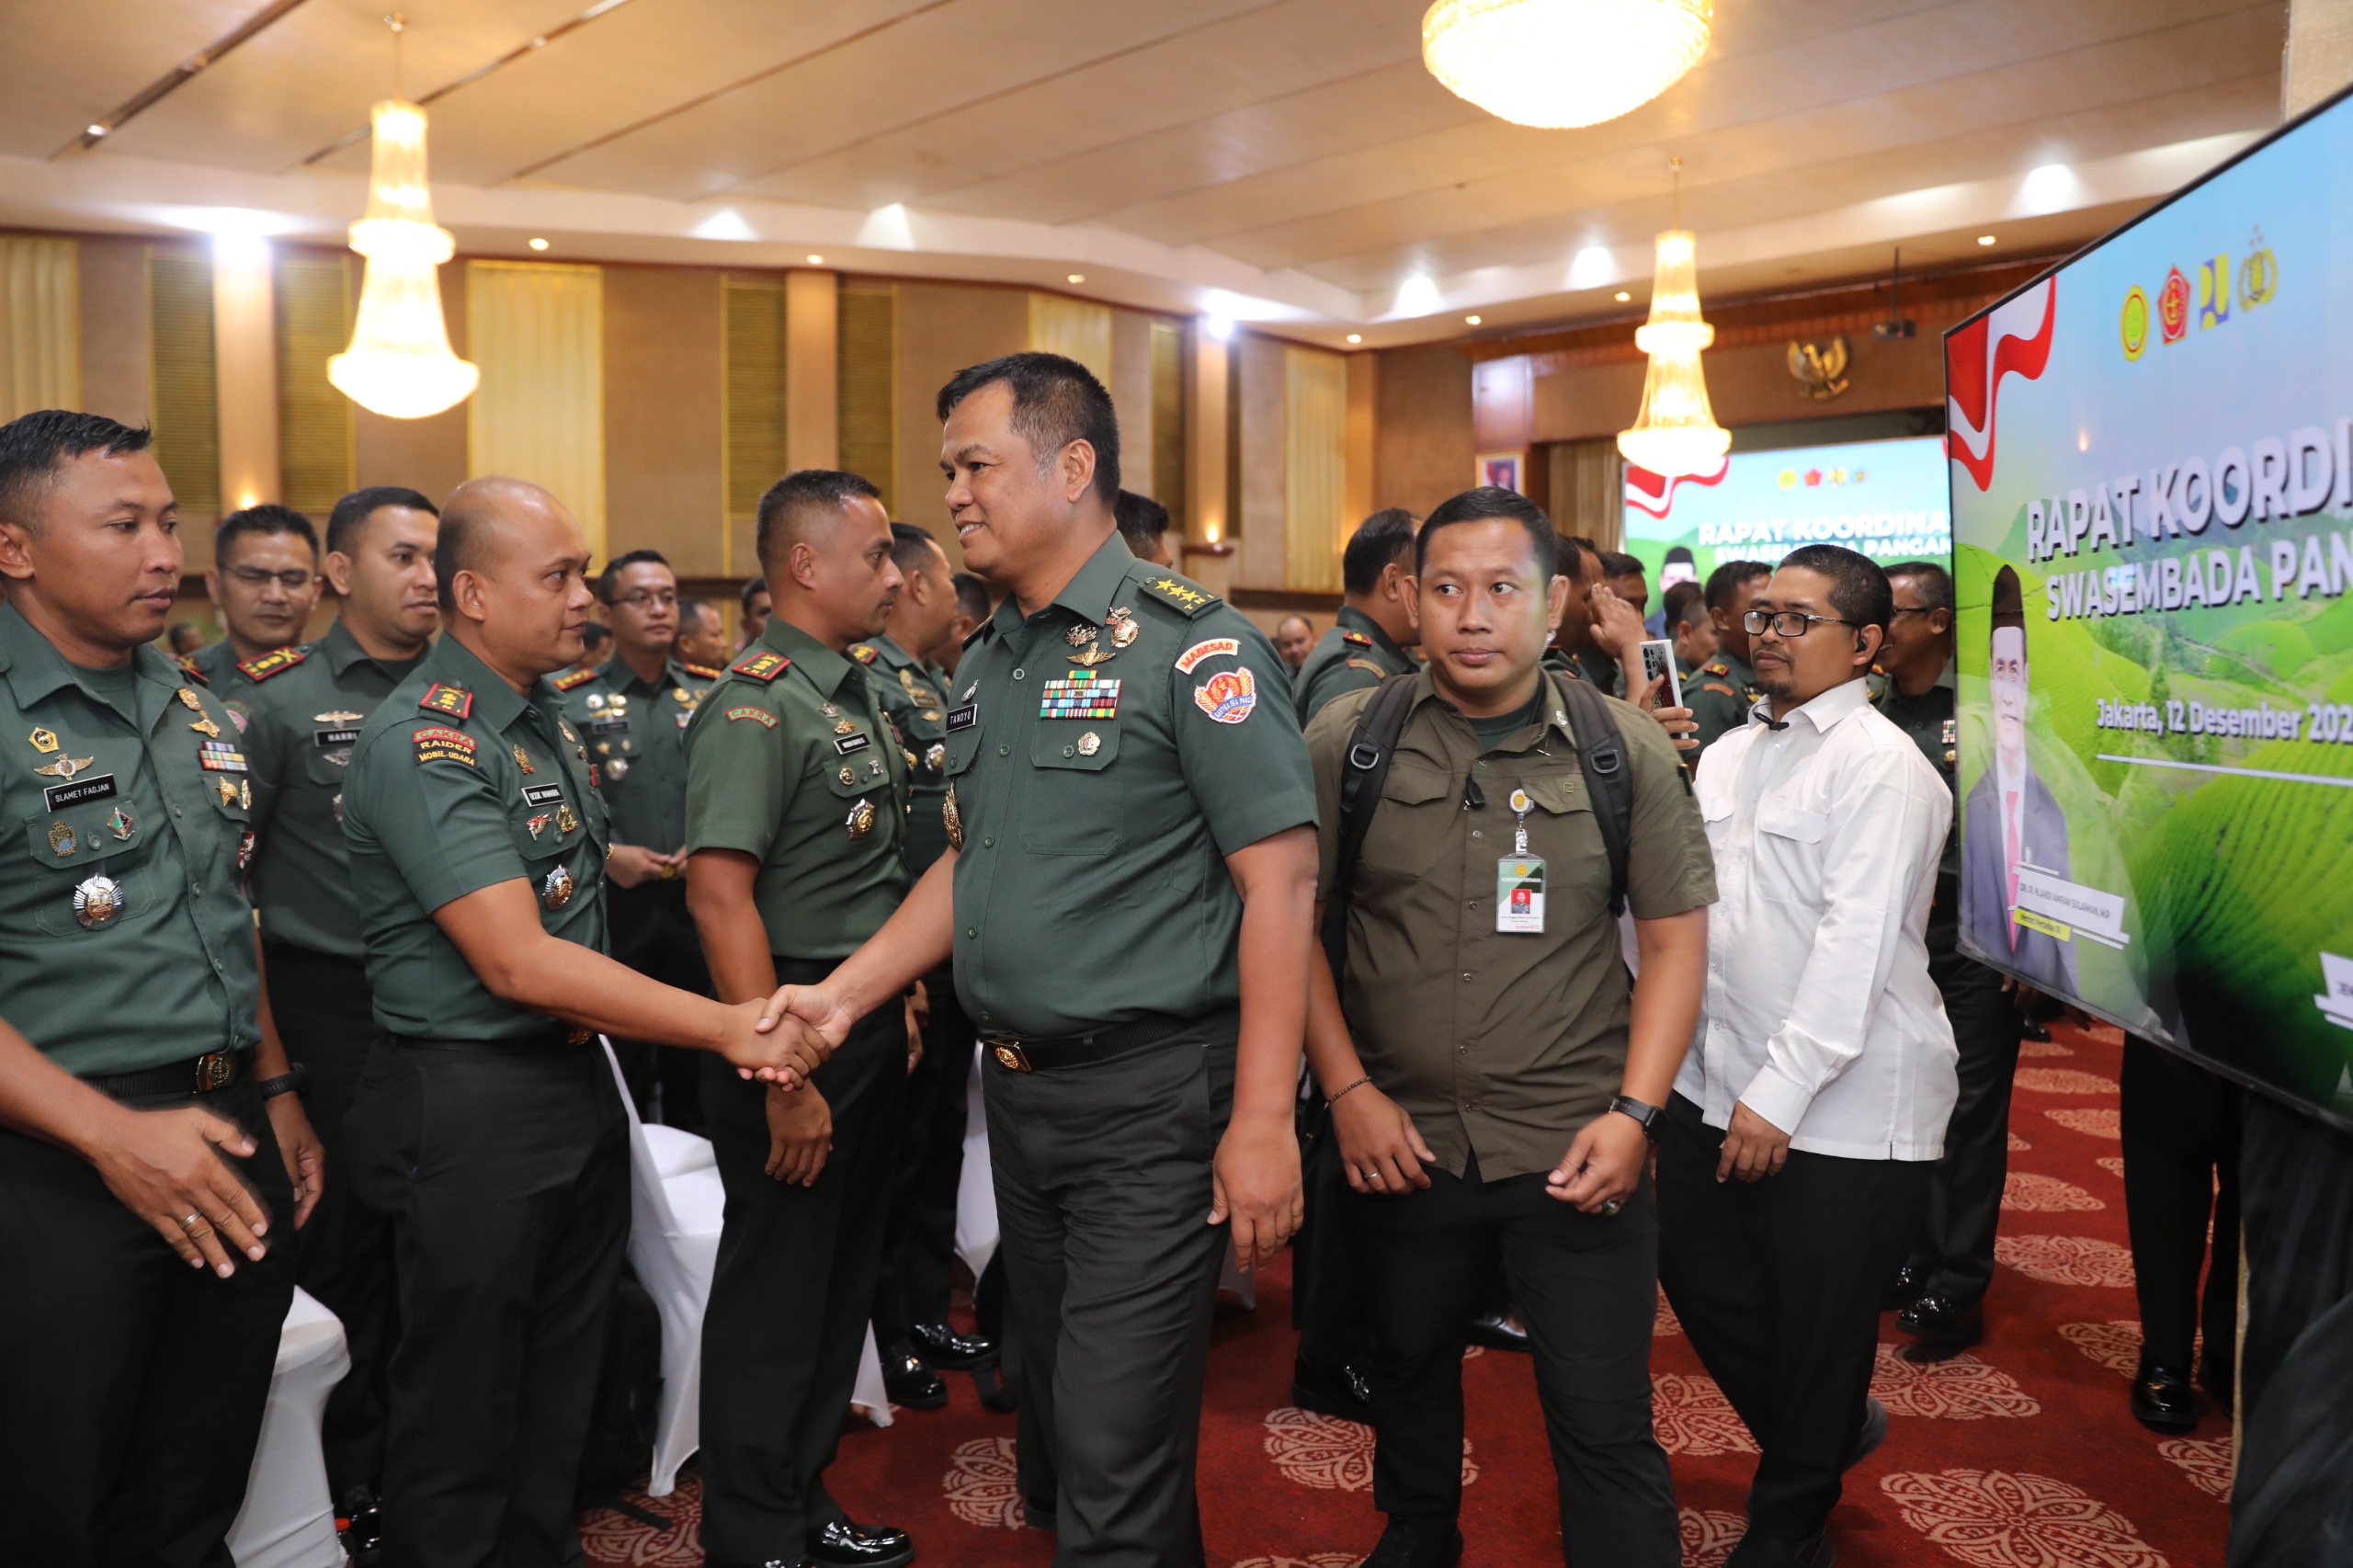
[259,1062,308,1100]
[1609,1094,1663,1140]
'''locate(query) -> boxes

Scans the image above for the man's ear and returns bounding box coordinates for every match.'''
[1854,623,1886,669]
[1059,439,1097,506]
[449,567,488,625]
[1402,574,1423,634]
[0,521,34,584]
[1380,559,1407,602]
[1930,608,1953,637]
[324,551,357,598]
[788,539,823,592]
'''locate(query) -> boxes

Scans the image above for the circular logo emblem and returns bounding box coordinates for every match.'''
[2119,285,2149,362]
[74,874,124,929]
[540,863,575,911]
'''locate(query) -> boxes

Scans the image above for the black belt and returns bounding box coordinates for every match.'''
[983,1008,1234,1074]
[85,1047,255,1099]
[390,1027,595,1055]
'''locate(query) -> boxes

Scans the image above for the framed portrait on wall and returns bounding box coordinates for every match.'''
[1476,450,1524,492]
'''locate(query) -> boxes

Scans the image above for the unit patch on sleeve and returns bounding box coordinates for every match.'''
[1174,637,1239,675]
[1038,671,1120,720]
[419,683,473,719]
[731,651,791,682]
[725,705,779,728]
[1345,657,1386,675]
[1193,667,1258,724]
[414,726,478,766]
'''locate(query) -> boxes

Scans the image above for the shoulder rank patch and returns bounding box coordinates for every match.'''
[237,646,307,682]
[1137,573,1221,618]
[679,662,722,680]
[726,705,779,728]
[414,726,477,766]
[1175,637,1239,674]
[848,643,880,665]
[1701,682,1736,698]
[419,682,472,719]
[1340,628,1372,646]
[176,654,210,686]
[731,650,791,682]
[1345,657,1386,675]
[1701,660,1731,677]
[550,666,599,692]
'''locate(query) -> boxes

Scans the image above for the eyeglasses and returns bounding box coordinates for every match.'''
[611,590,679,610]
[223,565,316,591]
[1743,609,1861,638]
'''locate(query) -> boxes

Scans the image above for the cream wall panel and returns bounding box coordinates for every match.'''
[468,260,606,559]
[1235,332,1286,589]
[1,234,80,421]
[1283,346,1347,593]
[76,237,149,430]
[605,264,723,574]
[1108,306,1154,497]
[894,281,1028,558]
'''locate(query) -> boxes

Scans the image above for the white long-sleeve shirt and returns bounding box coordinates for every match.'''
[1677,677,1958,1160]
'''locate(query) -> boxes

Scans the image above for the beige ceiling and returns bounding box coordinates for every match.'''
[0,0,2290,331]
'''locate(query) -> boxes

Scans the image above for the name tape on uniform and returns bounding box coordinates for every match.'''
[44,774,118,812]
[313,727,361,748]
[1193,667,1257,724]
[835,732,870,756]
[946,704,978,732]
[1175,637,1238,674]
[522,782,566,807]
[414,726,478,766]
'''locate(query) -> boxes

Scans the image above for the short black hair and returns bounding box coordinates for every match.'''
[1342,507,1417,596]
[952,570,991,623]
[677,597,715,633]
[1415,486,1558,581]
[0,410,155,530]
[1553,534,1588,584]
[740,574,769,609]
[1665,545,1695,565]
[1777,543,1893,634]
[1704,558,1771,611]
[890,521,945,578]
[937,352,1121,503]
[1114,490,1169,554]
[1663,579,1707,632]
[597,548,671,603]
[325,485,436,557]
[581,621,612,652]
[1600,551,1644,580]
[1883,559,1955,617]
[754,469,884,572]
[216,503,319,565]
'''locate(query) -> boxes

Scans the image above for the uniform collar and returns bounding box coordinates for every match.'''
[759,616,858,698]
[867,635,920,670]
[603,651,680,698]
[423,633,539,733]
[1336,603,1407,664]
[1934,655,1957,693]
[1406,665,1576,752]
[1756,674,1872,734]
[0,598,186,710]
[1873,655,1957,710]
[989,529,1135,641]
[320,616,426,677]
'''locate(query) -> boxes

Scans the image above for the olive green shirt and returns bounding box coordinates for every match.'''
[1293,605,1416,724]
[343,635,611,1040]
[1539,643,1624,697]
[242,619,427,960]
[1874,656,1961,936]
[1688,647,1762,753]
[555,653,720,853]
[681,618,911,961]
[946,534,1317,1039]
[850,634,954,878]
[186,636,300,718]
[0,601,260,1074]
[1307,669,1717,1180]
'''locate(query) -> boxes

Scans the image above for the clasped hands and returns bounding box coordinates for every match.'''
[715,981,858,1088]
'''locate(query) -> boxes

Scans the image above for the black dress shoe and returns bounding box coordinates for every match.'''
[1360,1515,1463,1568]
[1293,1358,1376,1424]
[1466,1306,1529,1353]
[1882,1263,1928,1312]
[1898,1292,1984,1351]
[808,1518,915,1567]
[1844,1397,1887,1470]
[908,1320,996,1370]
[2131,1359,2198,1431]
[335,1483,385,1567]
[2020,1018,2052,1042]
[880,1339,949,1410]
[1023,1494,1057,1532]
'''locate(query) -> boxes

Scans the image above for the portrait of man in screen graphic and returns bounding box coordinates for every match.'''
[1961,565,2078,994]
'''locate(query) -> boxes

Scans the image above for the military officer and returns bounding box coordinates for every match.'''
[1293,507,1420,723]
[1540,536,1645,698]
[763,354,1320,1568]
[239,483,440,1555]
[337,477,814,1568]
[0,410,317,1568]
[682,470,918,1568]
[189,503,323,712]
[1686,559,1773,752]
[555,548,722,1131]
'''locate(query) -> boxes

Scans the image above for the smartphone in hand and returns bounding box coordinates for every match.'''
[1639,638,1682,709]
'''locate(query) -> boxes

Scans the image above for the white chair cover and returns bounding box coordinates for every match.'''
[227,1287,349,1568]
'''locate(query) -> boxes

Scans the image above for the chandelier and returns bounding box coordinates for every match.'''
[328,22,477,420]
[1421,0,1711,129]
[1617,168,1729,478]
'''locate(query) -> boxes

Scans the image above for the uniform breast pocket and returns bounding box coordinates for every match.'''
[1358,761,1456,881]
[1518,772,1611,927]
[1755,796,1828,906]
[1018,724,1121,856]
[25,803,150,937]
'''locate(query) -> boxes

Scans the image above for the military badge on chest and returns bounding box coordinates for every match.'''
[540,862,575,910]
[845,797,878,839]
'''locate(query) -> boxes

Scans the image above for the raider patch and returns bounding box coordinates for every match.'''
[726,706,779,728]
[414,726,478,766]
[1345,658,1386,675]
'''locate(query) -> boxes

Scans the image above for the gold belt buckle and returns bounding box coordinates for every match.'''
[567,1026,595,1047]
[988,1039,1033,1073]
[192,1051,235,1093]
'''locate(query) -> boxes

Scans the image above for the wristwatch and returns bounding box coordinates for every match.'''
[1608,1094,1663,1141]
[258,1062,309,1101]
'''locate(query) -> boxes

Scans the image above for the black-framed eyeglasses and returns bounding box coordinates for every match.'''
[223,565,315,591]
[1743,609,1861,638]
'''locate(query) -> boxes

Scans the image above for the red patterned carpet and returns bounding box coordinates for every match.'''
[584,1019,2232,1567]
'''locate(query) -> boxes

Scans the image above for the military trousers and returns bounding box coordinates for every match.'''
[607,881,713,1134]
[0,1071,296,1568]
[2121,1037,2241,1384]
[1905,937,2023,1304]
[984,1018,1236,1568]
[1291,1101,1370,1373]
[873,970,976,1344]
[698,971,906,1562]
[345,1039,631,1568]
[265,941,395,1501]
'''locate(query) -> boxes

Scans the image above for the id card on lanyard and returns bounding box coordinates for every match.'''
[1496,787,1544,933]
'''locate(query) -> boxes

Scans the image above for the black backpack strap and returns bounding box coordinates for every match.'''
[1551,671,1633,916]
[1320,675,1419,987]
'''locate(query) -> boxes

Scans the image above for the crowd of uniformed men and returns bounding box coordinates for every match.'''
[0,347,2180,1568]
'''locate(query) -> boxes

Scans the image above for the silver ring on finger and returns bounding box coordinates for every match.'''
[1601,1197,1625,1217]
[179,1213,203,1232]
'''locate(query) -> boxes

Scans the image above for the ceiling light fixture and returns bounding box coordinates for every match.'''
[806,254,824,265]
[1421,0,1711,129]
[86,123,109,138]
[1204,314,1234,341]
[1616,290,1632,301]
[528,236,550,250]
[1347,334,1364,344]
[1977,234,1996,246]
[328,17,479,421]
[1465,314,1482,325]
[1617,159,1727,479]
[1067,273,1086,284]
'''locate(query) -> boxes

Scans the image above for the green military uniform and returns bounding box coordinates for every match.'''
[1879,659,2019,1317]
[945,533,1317,1565]
[1687,648,1762,753]
[338,633,627,1568]
[553,653,722,1130]
[1305,669,1714,1557]
[0,600,296,1566]
[1539,642,1624,696]
[241,619,427,1507]
[681,619,915,1562]
[185,638,301,722]
[1292,604,1415,724]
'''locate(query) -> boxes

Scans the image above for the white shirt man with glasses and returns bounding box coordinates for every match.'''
[1657,544,1957,1568]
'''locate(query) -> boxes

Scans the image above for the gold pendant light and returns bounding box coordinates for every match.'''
[1618,160,1729,478]
[1421,0,1711,130]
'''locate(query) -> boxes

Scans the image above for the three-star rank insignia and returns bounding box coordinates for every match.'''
[679,662,723,680]
[730,651,791,682]
[236,646,307,683]
[420,683,473,719]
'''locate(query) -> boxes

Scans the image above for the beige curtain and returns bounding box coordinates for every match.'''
[1029,293,1112,387]
[1548,436,1624,551]
[467,260,606,558]
[1,235,81,421]
[1284,345,1348,592]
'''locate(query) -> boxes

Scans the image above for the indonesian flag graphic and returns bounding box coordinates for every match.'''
[1947,277,2056,492]
[1621,455,1731,521]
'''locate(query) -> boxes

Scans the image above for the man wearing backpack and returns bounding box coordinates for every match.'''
[1301,487,1716,1568]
